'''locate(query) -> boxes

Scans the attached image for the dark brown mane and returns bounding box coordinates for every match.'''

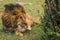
[4,4,26,14]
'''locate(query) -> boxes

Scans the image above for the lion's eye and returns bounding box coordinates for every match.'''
[13,12,17,15]
[23,23,27,25]
[20,17,22,18]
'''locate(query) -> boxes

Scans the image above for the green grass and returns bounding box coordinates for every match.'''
[0,0,45,40]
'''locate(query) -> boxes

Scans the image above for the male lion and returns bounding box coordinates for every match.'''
[2,4,39,36]
[2,4,27,36]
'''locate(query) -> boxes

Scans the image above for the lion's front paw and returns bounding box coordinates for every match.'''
[19,33,23,36]
[16,32,23,36]
[15,29,23,36]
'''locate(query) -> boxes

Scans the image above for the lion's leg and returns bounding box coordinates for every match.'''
[15,29,23,36]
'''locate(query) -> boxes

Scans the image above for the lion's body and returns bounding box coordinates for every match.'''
[2,13,17,32]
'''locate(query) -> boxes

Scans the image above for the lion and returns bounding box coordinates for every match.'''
[2,4,40,36]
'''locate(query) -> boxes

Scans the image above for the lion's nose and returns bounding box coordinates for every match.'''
[27,26,31,30]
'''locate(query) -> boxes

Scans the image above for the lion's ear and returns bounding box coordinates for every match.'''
[22,10,26,14]
[21,8,26,14]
